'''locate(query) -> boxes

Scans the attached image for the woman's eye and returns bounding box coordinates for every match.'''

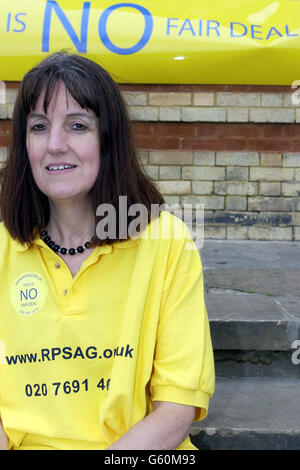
[31,124,45,131]
[73,123,87,130]
[30,122,87,132]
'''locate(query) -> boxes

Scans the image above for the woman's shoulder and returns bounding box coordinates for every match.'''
[0,222,25,252]
[0,221,9,244]
[142,210,201,267]
[148,211,203,288]
[146,210,192,243]
[0,222,10,266]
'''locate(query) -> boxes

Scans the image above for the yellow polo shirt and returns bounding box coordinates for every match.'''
[0,211,215,450]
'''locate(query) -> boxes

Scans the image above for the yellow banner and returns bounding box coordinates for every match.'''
[0,0,299,84]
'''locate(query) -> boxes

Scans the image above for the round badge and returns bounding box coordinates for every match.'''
[10,272,48,316]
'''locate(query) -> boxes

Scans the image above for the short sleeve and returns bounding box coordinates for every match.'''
[150,225,215,421]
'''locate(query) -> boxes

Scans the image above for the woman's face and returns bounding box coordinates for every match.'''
[26,81,100,204]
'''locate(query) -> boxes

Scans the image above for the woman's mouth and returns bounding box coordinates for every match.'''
[46,164,77,172]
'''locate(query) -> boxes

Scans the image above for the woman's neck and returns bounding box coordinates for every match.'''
[46,198,96,248]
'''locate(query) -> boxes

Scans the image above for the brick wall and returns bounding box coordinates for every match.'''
[1,82,299,241]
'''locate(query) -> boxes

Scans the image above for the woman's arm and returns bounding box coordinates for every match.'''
[0,420,8,450]
[106,401,195,450]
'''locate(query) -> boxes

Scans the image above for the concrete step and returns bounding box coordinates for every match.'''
[201,240,300,271]
[191,242,300,449]
[190,376,300,450]
[200,240,300,377]
[206,290,300,378]
[201,239,300,297]
[206,290,300,351]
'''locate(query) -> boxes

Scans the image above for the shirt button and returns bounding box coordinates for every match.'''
[54,262,61,269]
[63,289,68,296]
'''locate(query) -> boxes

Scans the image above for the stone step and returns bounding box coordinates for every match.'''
[201,240,300,297]
[205,268,300,297]
[200,240,300,377]
[201,240,300,271]
[190,376,300,450]
[206,290,300,377]
[206,290,300,351]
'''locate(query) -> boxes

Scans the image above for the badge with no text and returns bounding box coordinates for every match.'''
[10,272,48,316]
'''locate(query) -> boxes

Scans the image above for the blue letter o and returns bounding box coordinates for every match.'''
[98,3,153,55]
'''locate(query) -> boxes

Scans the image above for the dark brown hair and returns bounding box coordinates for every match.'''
[0,51,164,246]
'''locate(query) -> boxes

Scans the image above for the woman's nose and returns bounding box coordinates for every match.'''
[46,126,68,154]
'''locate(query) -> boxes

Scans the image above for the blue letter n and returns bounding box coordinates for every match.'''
[42,1,90,52]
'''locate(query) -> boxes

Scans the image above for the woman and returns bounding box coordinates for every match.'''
[0,52,214,450]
